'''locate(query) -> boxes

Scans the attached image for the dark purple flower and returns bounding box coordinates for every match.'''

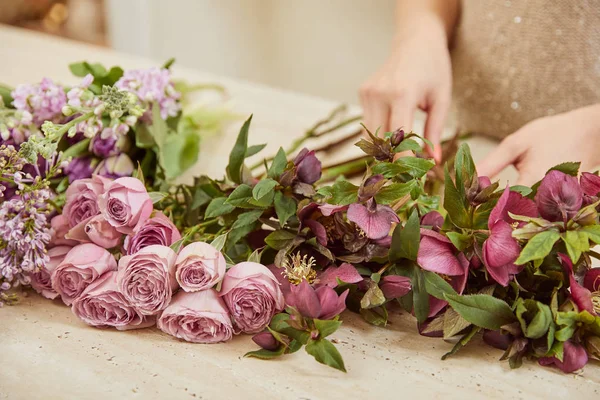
[94,154,134,179]
[390,128,405,147]
[482,330,512,350]
[317,263,363,287]
[539,340,588,373]
[581,173,600,197]
[420,211,444,231]
[380,275,411,299]
[489,186,538,226]
[347,200,399,240]
[478,176,492,190]
[584,268,600,292]
[294,148,322,184]
[288,280,348,320]
[64,157,95,183]
[90,135,119,157]
[483,221,522,286]
[535,170,583,222]
[358,174,386,202]
[252,331,280,351]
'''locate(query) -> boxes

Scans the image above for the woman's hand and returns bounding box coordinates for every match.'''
[359,14,453,162]
[477,104,600,185]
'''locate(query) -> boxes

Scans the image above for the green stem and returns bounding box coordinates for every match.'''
[318,155,373,183]
[55,111,95,138]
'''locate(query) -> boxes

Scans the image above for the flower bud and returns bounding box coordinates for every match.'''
[62,105,75,116]
[94,154,134,179]
[252,331,280,351]
[390,128,405,147]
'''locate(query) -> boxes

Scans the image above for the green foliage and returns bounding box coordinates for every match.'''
[274,191,296,227]
[264,230,297,250]
[444,293,516,330]
[305,338,346,372]
[226,115,252,183]
[444,166,470,228]
[389,210,420,262]
[328,180,359,205]
[515,230,561,265]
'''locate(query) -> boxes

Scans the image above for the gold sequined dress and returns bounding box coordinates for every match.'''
[451,0,600,139]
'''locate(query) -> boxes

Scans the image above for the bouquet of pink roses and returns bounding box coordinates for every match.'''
[3,62,600,375]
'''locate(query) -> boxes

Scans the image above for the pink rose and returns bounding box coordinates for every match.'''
[30,246,71,299]
[49,214,77,247]
[62,176,106,229]
[84,215,122,248]
[175,242,226,292]
[72,271,155,330]
[117,245,178,315]
[51,243,117,305]
[220,262,284,334]
[123,211,181,255]
[158,289,234,343]
[98,177,153,234]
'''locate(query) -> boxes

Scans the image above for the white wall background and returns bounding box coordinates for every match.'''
[106,0,396,104]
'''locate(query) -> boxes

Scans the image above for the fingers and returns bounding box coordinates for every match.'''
[389,94,415,135]
[360,86,391,135]
[516,172,538,187]
[423,93,450,163]
[477,135,522,179]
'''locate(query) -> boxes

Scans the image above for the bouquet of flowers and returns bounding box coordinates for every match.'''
[3,63,600,375]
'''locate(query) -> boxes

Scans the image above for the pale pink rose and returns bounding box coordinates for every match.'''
[175,242,226,292]
[62,176,106,229]
[51,243,117,305]
[84,215,122,248]
[98,177,153,234]
[158,289,233,343]
[72,271,155,330]
[30,246,71,299]
[123,211,181,255]
[220,262,285,334]
[49,214,77,247]
[117,245,178,315]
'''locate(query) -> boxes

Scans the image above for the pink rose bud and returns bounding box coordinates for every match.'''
[51,243,118,305]
[380,275,412,299]
[123,211,181,255]
[175,242,226,292]
[72,271,155,330]
[535,170,583,222]
[84,215,122,248]
[252,331,279,351]
[220,262,285,334]
[288,280,349,320]
[49,214,77,247]
[117,245,178,315]
[62,176,106,229]
[95,154,135,179]
[158,289,234,343]
[30,246,71,299]
[99,177,153,234]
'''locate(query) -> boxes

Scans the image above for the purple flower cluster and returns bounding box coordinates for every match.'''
[11,78,66,125]
[115,67,181,120]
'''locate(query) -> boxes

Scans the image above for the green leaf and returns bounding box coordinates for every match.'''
[162,57,176,69]
[389,209,420,262]
[245,144,267,158]
[252,179,278,201]
[423,270,458,300]
[360,306,388,326]
[210,233,228,252]
[244,347,286,360]
[0,85,14,107]
[314,319,342,338]
[62,138,91,159]
[360,281,386,309]
[444,293,515,330]
[265,230,297,250]
[395,157,436,179]
[148,192,168,204]
[330,180,359,205]
[134,125,155,148]
[443,307,472,339]
[305,339,346,372]
[169,238,186,253]
[515,299,552,340]
[563,230,589,263]
[68,62,90,77]
[225,184,256,208]
[226,115,252,183]
[510,185,532,196]
[267,147,288,179]
[375,181,417,205]
[582,225,600,244]
[547,162,580,176]
[444,166,470,228]
[394,138,422,153]
[410,265,429,323]
[515,230,561,265]
[205,197,235,218]
[441,326,480,360]
[191,188,211,210]
[247,248,263,263]
[274,191,296,227]
[160,132,200,180]
[454,144,476,195]
[231,209,263,230]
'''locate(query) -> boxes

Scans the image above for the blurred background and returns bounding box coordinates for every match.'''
[1,0,396,104]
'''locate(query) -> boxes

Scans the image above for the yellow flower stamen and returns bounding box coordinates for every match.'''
[282,253,317,285]
[592,291,600,314]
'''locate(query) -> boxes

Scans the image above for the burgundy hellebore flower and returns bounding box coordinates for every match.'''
[420,211,444,231]
[416,229,469,317]
[379,275,411,299]
[580,172,600,197]
[539,340,588,373]
[347,199,400,240]
[252,331,280,351]
[317,263,363,287]
[559,253,596,315]
[288,280,349,320]
[584,268,600,292]
[293,148,322,184]
[489,186,538,225]
[535,170,583,222]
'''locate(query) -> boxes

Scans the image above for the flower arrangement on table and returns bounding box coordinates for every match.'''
[2,62,600,375]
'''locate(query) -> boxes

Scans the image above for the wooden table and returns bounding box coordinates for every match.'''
[1,25,597,400]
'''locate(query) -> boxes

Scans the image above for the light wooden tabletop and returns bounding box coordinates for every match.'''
[1,25,596,400]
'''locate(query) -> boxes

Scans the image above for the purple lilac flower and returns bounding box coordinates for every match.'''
[11,78,66,125]
[64,156,95,183]
[0,189,53,303]
[115,67,181,120]
[90,135,119,157]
